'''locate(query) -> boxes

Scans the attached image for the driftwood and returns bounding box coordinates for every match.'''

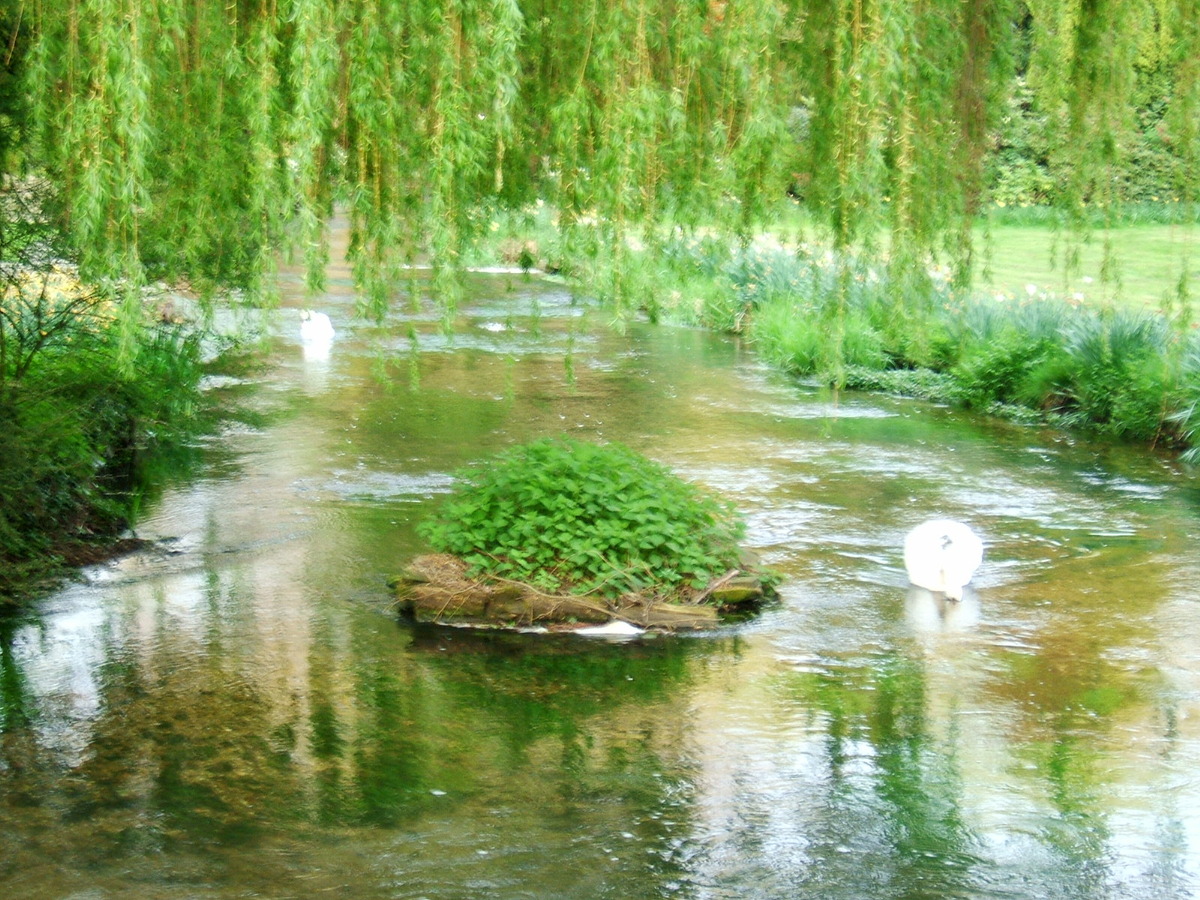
[390,553,770,632]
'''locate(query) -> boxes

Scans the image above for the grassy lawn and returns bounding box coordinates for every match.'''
[475,198,1197,316]
[978,223,1197,310]
[753,201,1197,312]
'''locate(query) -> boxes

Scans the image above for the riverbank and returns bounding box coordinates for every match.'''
[0,283,240,604]
[471,200,1199,462]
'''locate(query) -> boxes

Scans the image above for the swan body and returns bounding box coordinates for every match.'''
[903,519,983,601]
[299,310,334,363]
[300,309,335,342]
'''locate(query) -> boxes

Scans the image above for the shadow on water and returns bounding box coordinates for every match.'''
[3,256,1200,898]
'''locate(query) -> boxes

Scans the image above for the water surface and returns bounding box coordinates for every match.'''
[3,258,1200,899]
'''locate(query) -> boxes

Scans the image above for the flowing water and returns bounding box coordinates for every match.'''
[4,243,1200,899]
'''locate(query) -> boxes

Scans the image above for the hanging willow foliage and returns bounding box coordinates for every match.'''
[13,0,1198,314]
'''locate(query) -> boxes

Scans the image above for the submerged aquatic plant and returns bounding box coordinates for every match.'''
[418,437,746,600]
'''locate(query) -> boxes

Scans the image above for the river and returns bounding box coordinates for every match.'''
[3,246,1200,899]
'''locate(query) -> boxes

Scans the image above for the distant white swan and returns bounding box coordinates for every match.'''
[300,309,334,342]
[903,519,983,601]
[299,310,334,362]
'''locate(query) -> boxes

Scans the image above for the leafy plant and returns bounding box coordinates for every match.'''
[418,437,746,600]
[0,272,207,599]
[949,300,1068,408]
[953,332,1051,409]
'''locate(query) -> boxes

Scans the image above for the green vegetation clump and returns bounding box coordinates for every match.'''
[418,438,746,600]
[0,258,207,599]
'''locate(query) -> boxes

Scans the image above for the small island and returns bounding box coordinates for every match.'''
[391,438,775,632]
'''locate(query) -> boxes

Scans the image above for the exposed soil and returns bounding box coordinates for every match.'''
[57,536,151,567]
[1,536,151,604]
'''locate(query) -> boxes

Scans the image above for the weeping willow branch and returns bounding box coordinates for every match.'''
[10,0,1194,326]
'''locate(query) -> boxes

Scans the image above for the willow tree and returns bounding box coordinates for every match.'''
[12,0,1199,320]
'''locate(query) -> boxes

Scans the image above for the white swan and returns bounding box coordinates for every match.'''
[300,309,334,342]
[299,310,334,362]
[903,519,983,601]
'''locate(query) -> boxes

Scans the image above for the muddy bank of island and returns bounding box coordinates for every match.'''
[392,551,773,632]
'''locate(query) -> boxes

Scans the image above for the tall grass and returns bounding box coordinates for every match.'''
[984,200,1200,228]
[645,232,1200,458]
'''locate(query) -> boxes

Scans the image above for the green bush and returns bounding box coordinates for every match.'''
[750,301,826,373]
[862,279,957,371]
[1169,345,1200,462]
[986,72,1192,211]
[987,78,1057,208]
[0,290,205,598]
[954,331,1053,409]
[948,300,1069,408]
[418,437,746,600]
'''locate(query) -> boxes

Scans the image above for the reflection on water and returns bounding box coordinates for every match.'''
[4,257,1200,898]
[903,586,983,633]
